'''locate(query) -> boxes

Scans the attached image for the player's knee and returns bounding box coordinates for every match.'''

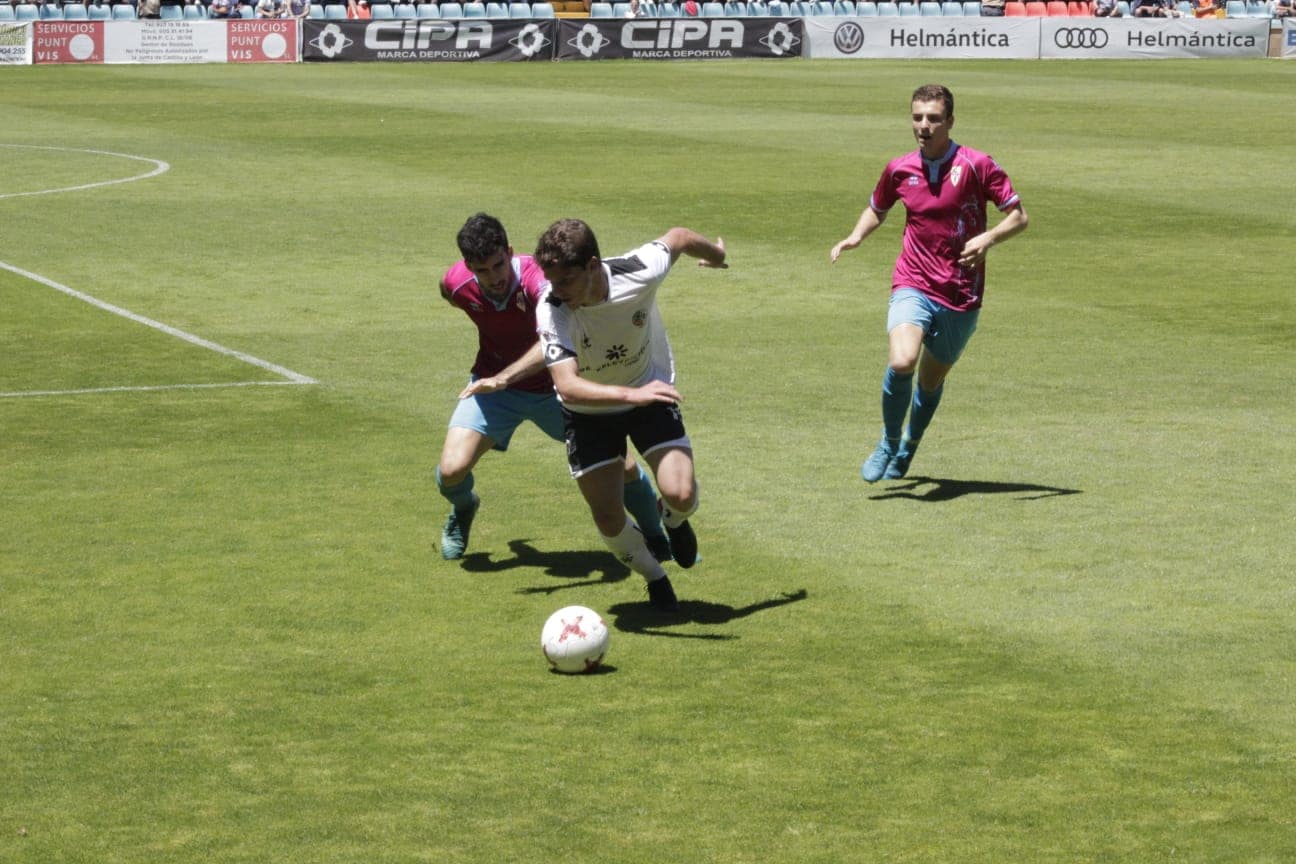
[437,457,472,489]
[888,355,919,376]
[591,507,627,538]
[659,479,698,517]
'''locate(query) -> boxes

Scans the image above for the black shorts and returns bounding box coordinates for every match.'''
[562,402,691,478]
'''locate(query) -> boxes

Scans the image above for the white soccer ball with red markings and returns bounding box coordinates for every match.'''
[541,605,610,674]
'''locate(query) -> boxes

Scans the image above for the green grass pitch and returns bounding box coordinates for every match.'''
[2,59,1294,863]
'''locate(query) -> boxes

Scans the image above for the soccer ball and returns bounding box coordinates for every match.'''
[540,605,609,674]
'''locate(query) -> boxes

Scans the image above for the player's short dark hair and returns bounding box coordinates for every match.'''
[534,218,601,272]
[911,84,954,120]
[456,213,509,263]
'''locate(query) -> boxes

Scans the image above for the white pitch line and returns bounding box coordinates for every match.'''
[0,144,171,200]
[1,260,318,388]
[1,381,309,400]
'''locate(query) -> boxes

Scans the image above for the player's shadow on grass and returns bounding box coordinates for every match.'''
[459,539,633,593]
[607,589,809,640]
[870,476,1081,502]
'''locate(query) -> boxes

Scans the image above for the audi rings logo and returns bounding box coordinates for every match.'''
[1053,27,1109,49]
[833,21,864,55]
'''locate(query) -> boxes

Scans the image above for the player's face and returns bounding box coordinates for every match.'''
[911,99,953,159]
[465,247,514,300]
[543,259,603,308]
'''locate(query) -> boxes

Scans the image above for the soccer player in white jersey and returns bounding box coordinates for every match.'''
[831,84,1029,482]
[436,213,668,561]
[534,219,727,612]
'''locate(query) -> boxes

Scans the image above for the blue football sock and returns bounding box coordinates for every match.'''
[623,464,665,537]
[907,383,944,444]
[881,367,913,443]
[436,467,476,511]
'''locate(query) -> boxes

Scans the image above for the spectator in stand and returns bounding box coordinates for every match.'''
[1273,0,1295,17]
[1094,0,1122,14]
[346,0,370,15]
[624,0,641,14]
[1132,0,1180,14]
[285,0,310,16]
[682,0,699,13]
[255,0,281,14]
[209,0,233,14]
[138,0,162,16]
[979,0,1005,13]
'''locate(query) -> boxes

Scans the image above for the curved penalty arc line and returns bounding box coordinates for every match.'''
[0,144,171,200]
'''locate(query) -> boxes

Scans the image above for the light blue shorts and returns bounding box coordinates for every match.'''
[448,379,564,452]
[886,287,981,366]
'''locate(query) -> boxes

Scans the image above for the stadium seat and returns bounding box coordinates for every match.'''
[833,0,854,10]
[484,0,505,12]
[875,0,897,11]
[0,4,13,18]
[1067,0,1091,14]
[746,0,769,10]
[810,0,832,11]
[941,0,963,11]
[701,0,723,11]
[63,3,90,17]
[1223,0,1241,13]
[394,2,417,14]
[461,0,484,12]
[324,2,346,14]
[531,0,553,13]
[439,0,462,14]
[1045,0,1067,12]
[415,0,437,12]
[112,3,137,17]
[657,0,679,13]
[918,0,939,11]
[370,2,393,14]
[590,0,612,10]
[724,0,748,12]
[855,0,878,11]
[508,1,530,14]
[159,3,183,16]
[1024,0,1045,11]
[1244,0,1267,13]
[87,2,111,15]
[962,0,979,9]
[897,1,919,13]
[14,3,39,19]
[185,3,209,16]
[1003,0,1026,11]
[39,2,64,17]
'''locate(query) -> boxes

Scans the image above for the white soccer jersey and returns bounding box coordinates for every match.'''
[536,240,676,416]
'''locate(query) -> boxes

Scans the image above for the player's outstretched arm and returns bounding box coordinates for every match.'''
[458,343,545,399]
[830,206,887,263]
[659,228,727,269]
[549,360,683,409]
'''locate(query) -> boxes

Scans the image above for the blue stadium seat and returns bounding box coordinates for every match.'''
[701,0,723,12]
[962,0,980,11]
[875,0,897,11]
[0,4,13,18]
[64,3,91,17]
[394,2,417,14]
[897,0,918,12]
[184,3,208,16]
[112,3,138,17]
[484,0,506,12]
[919,0,940,11]
[40,2,65,17]
[508,0,530,14]
[657,0,679,12]
[87,2,112,16]
[415,1,438,12]
[159,3,184,16]
[462,1,485,13]
[590,0,612,11]
[439,1,463,14]
[532,0,553,12]
[723,0,747,11]
[942,0,963,11]
[324,2,347,14]
[855,0,878,11]
[833,0,855,11]
[747,0,769,11]
[14,3,39,19]
[371,2,395,15]
[1244,0,1268,13]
